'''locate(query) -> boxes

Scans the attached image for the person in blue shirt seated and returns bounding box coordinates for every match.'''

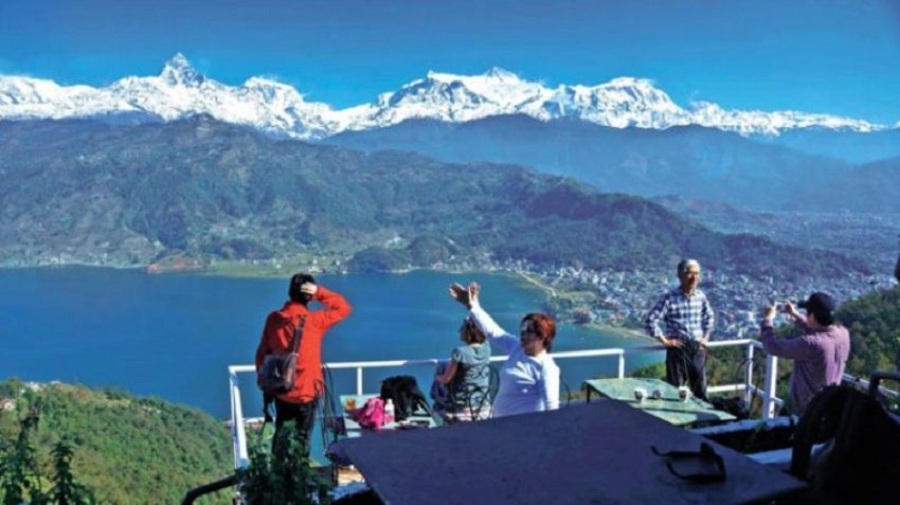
[449,281,560,417]
[431,315,492,421]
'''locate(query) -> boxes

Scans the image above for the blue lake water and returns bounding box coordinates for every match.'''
[0,267,662,423]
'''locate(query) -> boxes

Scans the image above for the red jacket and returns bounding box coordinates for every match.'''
[254,286,352,403]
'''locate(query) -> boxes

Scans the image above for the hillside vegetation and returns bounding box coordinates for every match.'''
[0,118,868,282]
[837,285,900,375]
[0,380,232,504]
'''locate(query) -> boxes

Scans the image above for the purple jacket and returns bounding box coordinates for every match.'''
[759,321,850,415]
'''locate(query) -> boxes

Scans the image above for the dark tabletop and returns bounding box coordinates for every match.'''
[337,400,806,505]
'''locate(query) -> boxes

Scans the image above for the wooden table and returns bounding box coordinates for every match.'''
[339,394,437,437]
[582,377,736,427]
[336,401,807,505]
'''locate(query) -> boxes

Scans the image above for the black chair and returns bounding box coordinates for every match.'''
[443,363,499,423]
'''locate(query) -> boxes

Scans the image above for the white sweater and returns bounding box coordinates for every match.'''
[469,302,560,417]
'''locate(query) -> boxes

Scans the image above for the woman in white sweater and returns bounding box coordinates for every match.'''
[450,281,560,417]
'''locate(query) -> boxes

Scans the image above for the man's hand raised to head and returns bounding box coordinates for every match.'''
[300,282,317,297]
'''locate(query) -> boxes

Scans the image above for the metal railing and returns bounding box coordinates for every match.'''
[228,338,788,471]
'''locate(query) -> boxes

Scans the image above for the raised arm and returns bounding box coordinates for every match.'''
[759,305,815,360]
[308,285,352,330]
[451,282,518,353]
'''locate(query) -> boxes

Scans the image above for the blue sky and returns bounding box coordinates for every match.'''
[1,0,899,124]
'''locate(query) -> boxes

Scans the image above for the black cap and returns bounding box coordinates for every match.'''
[798,292,836,324]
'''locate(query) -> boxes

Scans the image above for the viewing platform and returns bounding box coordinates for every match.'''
[223,339,898,504]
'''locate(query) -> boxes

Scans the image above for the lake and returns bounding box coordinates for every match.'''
[0,267,662,421]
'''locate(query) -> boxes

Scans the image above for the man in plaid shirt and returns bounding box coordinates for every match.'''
[644,259,714,400]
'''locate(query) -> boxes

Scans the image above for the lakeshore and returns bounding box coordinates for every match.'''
[0,267,658,417]
[10,251,895,344]
[198,260,649,342]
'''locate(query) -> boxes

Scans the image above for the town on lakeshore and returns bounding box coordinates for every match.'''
[214,252,897,343]
[9,205,899,346]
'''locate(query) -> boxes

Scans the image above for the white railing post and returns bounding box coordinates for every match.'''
[762,353,779,419]
[229,368,249,469]
[228,339,789,471]
[744,342,755,406]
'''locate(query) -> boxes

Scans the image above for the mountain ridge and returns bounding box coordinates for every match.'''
[0,53,889,140]
[0,117,871,282]
[326,114,885,211]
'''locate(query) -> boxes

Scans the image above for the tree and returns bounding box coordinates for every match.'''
[0,395,46,505]
[237,423,332,505]
[47,442,96,505]
[0,392,96,505]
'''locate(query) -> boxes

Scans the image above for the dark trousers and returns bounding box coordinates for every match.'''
[273,396,319,460]
[665,343,708,401]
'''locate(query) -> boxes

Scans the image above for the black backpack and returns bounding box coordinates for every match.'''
[790,375,900,505]
[380,375,432,421]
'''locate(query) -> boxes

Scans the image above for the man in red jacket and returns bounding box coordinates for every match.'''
[255,273,352,459]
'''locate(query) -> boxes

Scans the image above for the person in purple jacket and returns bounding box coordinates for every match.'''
[759,292,851,415]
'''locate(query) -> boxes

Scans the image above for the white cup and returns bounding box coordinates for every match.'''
[678,386,691,402]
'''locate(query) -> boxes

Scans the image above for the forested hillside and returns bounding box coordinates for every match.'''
[0,380,232,504]
[0,118,869,281]
[837,285,900,375]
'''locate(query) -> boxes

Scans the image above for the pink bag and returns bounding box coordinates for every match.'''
[353,397,386,429]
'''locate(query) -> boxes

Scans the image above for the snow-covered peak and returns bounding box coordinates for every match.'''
[159,53,205,87]
[418,68,544,102]
[0,54,891,139]
[0,75,137,117]
[242,77,305,102]
[689,101,878,136]
[483,66,520,81]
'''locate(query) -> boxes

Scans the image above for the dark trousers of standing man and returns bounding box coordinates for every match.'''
[273,397,319,461]
[665,340,707,401]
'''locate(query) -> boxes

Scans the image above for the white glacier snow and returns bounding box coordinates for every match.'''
[0,54,886,140]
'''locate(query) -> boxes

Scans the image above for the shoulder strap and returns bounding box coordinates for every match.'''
[288,315,307,353]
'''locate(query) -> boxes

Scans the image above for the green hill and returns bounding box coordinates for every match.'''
[0,118,869,281]
[0,380,232,505]
[837,285,900,375]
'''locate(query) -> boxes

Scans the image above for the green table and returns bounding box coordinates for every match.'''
[582,378,736,427]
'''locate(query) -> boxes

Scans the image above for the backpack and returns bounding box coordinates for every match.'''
[709,396,750,420]
[352,397,386,429]
[791,380,900,505]
[380,375,432,421]
[258,316,306,396]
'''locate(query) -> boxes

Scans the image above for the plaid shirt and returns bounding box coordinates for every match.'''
[644,287,714,341]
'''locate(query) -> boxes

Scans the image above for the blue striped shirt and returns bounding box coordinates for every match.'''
[644,287,714,341]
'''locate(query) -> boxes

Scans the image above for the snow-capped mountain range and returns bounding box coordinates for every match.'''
[0,53,889,140]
